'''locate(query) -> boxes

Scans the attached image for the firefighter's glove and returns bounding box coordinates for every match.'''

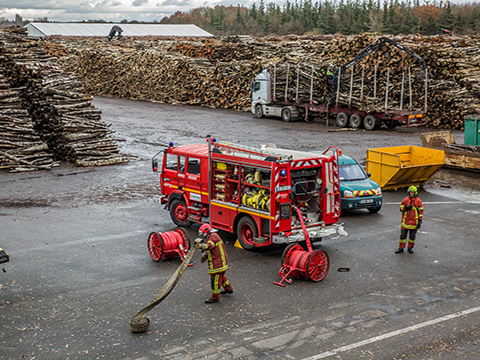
[196,243,206,251]
[404,205,412,211]
[201,253,207,263]
[417,220,422,229]
[194,238,204,248]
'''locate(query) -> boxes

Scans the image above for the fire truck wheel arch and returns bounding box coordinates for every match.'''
[169,199,192,227]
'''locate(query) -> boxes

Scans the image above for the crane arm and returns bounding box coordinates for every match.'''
[335,36,426,84]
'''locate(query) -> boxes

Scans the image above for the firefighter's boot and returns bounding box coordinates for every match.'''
[408,247,414,254]
[205,298,219,304]
[395,248,404,254]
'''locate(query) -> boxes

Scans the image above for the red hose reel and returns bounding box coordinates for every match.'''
[274,207,330,287]
[148,228,192,266]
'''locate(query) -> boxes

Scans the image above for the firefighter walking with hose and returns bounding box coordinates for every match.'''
[395,186,424,254]
[195,224,234,304]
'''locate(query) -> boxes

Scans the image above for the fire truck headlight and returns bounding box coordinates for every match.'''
[344,190,355,198]
[375,187,382,196]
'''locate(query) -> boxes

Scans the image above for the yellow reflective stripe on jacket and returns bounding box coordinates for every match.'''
[401,206,420,228]
[207,239,228,274]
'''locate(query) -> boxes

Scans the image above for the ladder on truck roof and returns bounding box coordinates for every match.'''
[211,142,294,162]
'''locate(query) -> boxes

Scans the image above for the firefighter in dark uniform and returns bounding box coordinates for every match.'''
[395,186,424,254]
[195,224,233,303]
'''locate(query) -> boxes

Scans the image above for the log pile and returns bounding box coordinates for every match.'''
[0,64,58,171]
[0,27,129,171]
[31,33,480,130]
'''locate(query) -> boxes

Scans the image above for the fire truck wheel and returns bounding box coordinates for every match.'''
[335,112,349,128]
[281,108,292,122]
[364,115,378,130]
[350,113,363,128]
[236,216,258,251]
[255,104,264,118]
[170,199,192,227]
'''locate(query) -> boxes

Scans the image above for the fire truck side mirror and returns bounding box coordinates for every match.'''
[152,158,158,172]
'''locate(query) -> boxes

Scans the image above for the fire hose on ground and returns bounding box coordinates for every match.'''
[129,231,199,333]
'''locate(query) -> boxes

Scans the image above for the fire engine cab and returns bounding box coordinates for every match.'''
[152,137,347,250]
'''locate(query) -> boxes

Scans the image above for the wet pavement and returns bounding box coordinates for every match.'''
[1,96,480,360]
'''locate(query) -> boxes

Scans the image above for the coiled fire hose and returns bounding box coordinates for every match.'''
[129,243,198,333]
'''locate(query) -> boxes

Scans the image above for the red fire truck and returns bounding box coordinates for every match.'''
[152,137,347,250]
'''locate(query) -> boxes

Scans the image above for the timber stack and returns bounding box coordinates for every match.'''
[0,27,129,172]
[32,33,480,130]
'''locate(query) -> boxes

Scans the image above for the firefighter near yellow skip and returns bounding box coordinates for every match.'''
[130,137,348,332]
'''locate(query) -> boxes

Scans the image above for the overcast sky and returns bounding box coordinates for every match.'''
[0,0,254,23]
[0,0,471,23]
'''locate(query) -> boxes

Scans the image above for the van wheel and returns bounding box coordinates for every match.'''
[170,199,192,227]
[255,104,264,118]
[236,217,258,251]
[282,108,292,122]
[336,112,349,127]
[368,206,382,213]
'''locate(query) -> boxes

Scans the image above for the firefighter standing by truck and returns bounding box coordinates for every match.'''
[195,224,234,304]
[395,186,424,254]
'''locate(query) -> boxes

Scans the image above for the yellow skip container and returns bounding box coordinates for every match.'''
[366,146,445,190]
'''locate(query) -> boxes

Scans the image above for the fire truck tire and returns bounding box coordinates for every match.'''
[350,113,363,128]
[282,108,292,122]
[147,232,164,262]
[368,205,382,213]
[170,199,192,227]
[255,104,264,118]
[364,115,378,130]
[306,249,330,282]
[335,112,349,128]
[236,216,258,251]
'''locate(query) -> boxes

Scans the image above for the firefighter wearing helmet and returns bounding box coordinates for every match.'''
[195,224,233,303]
[395,186,424,254]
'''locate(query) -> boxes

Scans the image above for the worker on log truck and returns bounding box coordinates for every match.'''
[251,37,428,130]
[152,137,348,251]
[107,25,123,41]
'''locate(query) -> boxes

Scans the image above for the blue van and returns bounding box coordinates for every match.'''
[338,155,382,213]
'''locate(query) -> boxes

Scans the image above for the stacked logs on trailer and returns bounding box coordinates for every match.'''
[0,27,129,171]
[46,33,480,130]
[266,62,333,104]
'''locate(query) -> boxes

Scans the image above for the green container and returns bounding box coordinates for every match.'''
[464,116,480,146]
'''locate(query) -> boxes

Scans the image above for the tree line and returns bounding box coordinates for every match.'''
[160,1,480,37]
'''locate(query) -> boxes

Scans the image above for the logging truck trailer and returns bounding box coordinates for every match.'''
[251,37,428,130]
[152,137,347,250]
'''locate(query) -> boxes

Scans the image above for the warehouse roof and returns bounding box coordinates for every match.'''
[25,22,213,37]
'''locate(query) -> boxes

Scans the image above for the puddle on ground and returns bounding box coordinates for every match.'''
[424,168,480,203]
